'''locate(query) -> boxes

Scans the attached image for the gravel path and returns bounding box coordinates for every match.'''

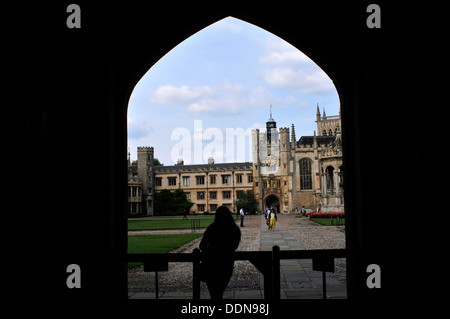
[128,214,346,293]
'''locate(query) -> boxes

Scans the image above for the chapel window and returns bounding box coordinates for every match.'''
[299,159,313,190]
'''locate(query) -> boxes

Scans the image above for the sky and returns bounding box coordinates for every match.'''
[127,17,340,165]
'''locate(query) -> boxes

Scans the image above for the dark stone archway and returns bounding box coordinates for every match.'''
[265,194,280,213]
[2,1,437,311]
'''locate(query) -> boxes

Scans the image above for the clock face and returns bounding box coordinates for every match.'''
[264,154,276,166]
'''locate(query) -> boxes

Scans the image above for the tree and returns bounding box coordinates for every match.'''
[154,158,163,166]
[234,190,257,213]
[154,188,194,216]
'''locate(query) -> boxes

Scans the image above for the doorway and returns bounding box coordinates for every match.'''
[265,194,280,213]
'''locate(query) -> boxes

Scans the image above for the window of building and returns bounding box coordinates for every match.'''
[277,180,281,188]
[183,176,189,186]
[209,191,217,199]
[222,175,231,184]
[168,177,177,186]
[248,175,253,183]
[196,176,205,185]
[130,202,141,215]
[236,174,243,183]
[236,190,244,199]
[185,192,190,200]
[299,159,313,190]
[197,204,205,212]
[197,191,205,200]
[210,175,216,184]
[209,204,217,212]
[223,191,231,199]
[155,177,162,187]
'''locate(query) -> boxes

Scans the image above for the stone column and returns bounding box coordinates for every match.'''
[334,170,340,196]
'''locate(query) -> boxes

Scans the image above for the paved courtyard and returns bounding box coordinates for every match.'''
[128,214,346,299]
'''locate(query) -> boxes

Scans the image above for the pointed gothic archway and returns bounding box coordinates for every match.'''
[112,4,361,301]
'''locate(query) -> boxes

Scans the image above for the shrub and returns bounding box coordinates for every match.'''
[305,211,345,218]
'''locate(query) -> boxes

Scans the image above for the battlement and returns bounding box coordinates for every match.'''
[279,127,289,132]
[137,146,154,151]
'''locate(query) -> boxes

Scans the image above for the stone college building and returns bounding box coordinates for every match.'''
[128,105,343,216]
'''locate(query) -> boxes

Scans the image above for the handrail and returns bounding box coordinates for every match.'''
[127,247,347,299]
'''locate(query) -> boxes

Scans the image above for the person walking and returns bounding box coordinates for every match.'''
[265,206,271,229]
[199,205,241,299]
[301,206,306,217]
[269,208,277,231]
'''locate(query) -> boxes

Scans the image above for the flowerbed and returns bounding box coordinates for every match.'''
[305,212,345,218]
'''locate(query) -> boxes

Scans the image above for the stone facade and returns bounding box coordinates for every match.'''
[154,159,253,214]
[128,106,343,216]
[127,147,154,216]
[251,105,343,213]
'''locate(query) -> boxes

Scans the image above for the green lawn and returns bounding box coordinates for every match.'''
[128,216,215,231]
[128,233,203,268]
[310,218,345,226]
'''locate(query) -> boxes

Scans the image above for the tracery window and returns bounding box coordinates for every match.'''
[299,159,312,190]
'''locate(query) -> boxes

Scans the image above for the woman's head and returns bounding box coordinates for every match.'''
[214,205,235,225]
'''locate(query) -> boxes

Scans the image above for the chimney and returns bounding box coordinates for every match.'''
[208,157,214,165]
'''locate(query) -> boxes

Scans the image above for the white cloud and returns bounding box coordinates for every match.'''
[259,37,335,94]
[264,67,333,94]
[148,81,260,115]
[149,84,214,105]
[259,49,309,65]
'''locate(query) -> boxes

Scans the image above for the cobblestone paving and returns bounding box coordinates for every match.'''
[128,214,346,299]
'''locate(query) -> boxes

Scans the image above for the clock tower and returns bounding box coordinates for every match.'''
[266,104,277,147]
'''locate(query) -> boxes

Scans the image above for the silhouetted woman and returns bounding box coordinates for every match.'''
[199,205,241,299]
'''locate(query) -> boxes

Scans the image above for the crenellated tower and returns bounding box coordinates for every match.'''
[137,146,154,215]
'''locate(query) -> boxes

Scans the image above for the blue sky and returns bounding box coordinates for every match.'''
[127,17,340,165]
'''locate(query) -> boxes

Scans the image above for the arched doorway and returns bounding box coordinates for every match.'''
[265,194,280,213]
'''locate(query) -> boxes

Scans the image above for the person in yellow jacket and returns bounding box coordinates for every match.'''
[269,208,277,231]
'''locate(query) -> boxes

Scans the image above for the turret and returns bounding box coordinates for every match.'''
[137,146,154,215]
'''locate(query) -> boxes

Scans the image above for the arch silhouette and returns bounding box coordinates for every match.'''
[122,14,350,113]
[112,6,359,300]
[3,1,429,306]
